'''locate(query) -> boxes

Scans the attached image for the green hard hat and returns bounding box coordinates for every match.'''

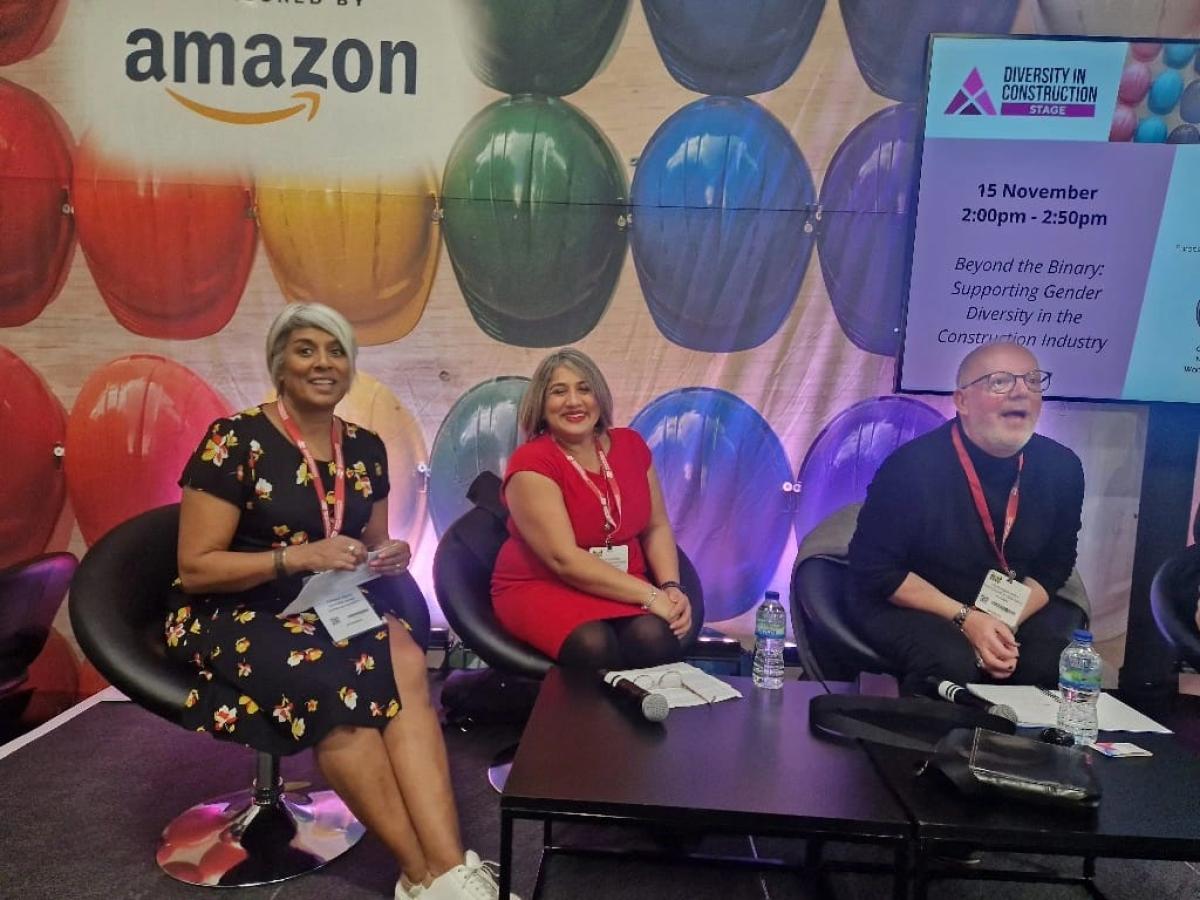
[454,0,631,96]
[442,94,629,347]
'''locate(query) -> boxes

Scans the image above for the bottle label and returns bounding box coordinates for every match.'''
[1059,669,1101,691]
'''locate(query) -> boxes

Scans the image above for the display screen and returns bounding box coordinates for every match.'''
[898,35,1200,403]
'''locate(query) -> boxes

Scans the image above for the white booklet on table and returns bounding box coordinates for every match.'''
[967,684,1172,733]
[605,662,742,708]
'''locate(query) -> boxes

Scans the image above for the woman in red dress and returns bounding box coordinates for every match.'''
[491,348,693,668]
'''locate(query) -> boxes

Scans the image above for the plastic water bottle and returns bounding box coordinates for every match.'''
[1057,629,1102,746]
[752,591,787,690]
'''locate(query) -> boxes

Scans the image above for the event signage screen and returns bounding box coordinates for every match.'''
[898,35,1200,404]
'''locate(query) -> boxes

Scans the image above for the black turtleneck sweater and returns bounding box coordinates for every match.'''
[849,418,1085,612]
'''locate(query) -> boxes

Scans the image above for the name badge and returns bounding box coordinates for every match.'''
[589,544,629,572]
[314,586,384,643]
[973,568,1031,628]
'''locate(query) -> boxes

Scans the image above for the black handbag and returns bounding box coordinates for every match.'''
[924,727,1101,812]
[809,694,1101,812]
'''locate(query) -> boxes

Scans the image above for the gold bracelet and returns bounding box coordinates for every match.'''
[273,546,288,579]
[641,588,658,612]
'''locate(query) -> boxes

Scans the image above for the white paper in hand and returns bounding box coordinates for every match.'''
[277,551,381,619]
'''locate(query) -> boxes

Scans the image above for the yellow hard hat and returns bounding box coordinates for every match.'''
[256,171,440,346]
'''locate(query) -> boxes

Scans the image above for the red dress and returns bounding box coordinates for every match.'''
[491,428,654,658]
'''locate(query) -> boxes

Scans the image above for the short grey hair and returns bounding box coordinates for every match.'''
[518,348,614,440]
[265,302,358,390]
[955,340,1038,388]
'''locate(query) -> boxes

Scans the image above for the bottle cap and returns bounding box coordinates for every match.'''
[1072,628,1093,643]
[765,590,780,600]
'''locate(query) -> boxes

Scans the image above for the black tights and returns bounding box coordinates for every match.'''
[557,615,682,670]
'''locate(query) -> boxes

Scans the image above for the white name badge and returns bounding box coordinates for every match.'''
[973,569,1032,628]
[589,544,629,573]
[314,586,384,643]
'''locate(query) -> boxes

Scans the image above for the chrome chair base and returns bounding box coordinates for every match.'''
[156,782,364,887]
[487,743,518,793]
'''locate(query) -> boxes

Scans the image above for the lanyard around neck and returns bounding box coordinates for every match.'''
[951,422,1022,578]
[277,399,346,538]
[556,438,622,545]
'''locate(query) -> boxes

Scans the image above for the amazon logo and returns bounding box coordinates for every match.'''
[125,29,417,125]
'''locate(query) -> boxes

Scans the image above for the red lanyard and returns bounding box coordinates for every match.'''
[556,439,623,545]
[277,399,345,538]
[951,422,1022,578]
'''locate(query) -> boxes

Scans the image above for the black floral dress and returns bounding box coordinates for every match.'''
[164,405,406,756]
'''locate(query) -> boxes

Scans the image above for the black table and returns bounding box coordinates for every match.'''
[863,727,1200,899]
[499,669,911,899]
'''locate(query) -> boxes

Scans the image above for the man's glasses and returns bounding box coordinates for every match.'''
[959,369,1052,394]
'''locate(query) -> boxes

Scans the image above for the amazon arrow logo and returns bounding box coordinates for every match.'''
[166,88,322,124]
[126,29,417,126]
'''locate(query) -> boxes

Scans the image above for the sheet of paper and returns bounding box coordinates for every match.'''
[1095,693,1173,734]
[605,662,742,709]
[967,684,1172,733]
[278,556,379,618]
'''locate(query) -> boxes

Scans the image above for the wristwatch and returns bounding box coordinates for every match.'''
[953,604,973,630]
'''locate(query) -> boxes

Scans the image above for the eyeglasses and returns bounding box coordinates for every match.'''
[630,671,683,691]
[959,370,1052,394]
[629,670,715,705]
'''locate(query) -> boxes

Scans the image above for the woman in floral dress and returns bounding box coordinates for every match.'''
[164,303,515,900]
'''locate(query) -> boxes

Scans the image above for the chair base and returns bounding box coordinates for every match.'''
[488,743,518,794]
[156,783,365,887]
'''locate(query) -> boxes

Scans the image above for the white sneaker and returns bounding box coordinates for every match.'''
[423,850,521,900]
[395,875,425,898]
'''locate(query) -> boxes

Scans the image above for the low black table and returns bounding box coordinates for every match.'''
[864,727,1200,899]
[499,669,910,898]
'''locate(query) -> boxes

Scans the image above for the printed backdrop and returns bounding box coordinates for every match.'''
[4,0,1199,696]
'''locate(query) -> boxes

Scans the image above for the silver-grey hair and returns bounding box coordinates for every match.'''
[518,348,614,440]
[955,340,1038,388]
[265,302,358,390]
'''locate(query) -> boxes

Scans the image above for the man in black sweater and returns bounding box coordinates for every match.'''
[849,342,1087,690]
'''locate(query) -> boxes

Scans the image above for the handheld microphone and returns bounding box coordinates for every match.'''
[600,671,670,723]
[923,677,1018,724]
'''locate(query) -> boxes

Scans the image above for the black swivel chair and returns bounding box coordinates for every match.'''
[433,472,705,788]
[1150,543,1200,671]
[0,551,78,736]
[69,503,430,888]
[790,556,893,684]
[792,533,1091,686]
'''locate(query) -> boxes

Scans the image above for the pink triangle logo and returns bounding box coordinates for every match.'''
[944,68,997,116]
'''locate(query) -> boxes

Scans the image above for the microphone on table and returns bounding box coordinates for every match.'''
[600,671,670,723]
[921,677,1018,725]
